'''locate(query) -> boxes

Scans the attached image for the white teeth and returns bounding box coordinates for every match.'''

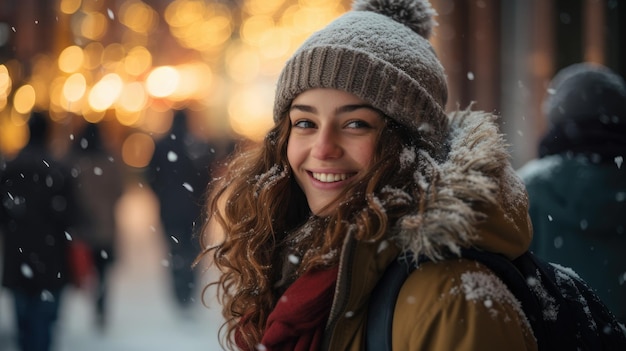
[312,172,349,183]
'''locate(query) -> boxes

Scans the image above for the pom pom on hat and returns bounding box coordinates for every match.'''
[273,0,448,146]
[352,0,437,39]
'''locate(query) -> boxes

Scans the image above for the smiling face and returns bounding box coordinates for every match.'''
[287,88,385,215]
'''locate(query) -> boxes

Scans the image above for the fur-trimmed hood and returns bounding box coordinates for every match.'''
[323,108,534,350]
[393,108,533,261]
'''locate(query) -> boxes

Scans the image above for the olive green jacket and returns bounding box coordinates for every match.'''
[321,109,537,351]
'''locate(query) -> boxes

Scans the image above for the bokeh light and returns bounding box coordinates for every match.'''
[145,66,179,98]
[13,85,36,115]
[62,73,87,102]
[119,1,158,34]
[0,0,353,163]
[123,46,152,76]
[228,83,275,141]
[60,0,81,15]
[0,65,11,111]
[89,73,123,111]
[121,131,154,168]
[58,46,85,73]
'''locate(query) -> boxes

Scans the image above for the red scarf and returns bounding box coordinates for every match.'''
[237,266,339,351]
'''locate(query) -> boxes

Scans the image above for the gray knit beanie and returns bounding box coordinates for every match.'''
[543,63,626,127]
[274,0,448,142]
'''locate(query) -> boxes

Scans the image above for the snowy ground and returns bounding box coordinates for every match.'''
[0,185,225,351]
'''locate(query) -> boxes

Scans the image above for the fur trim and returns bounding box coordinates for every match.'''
[393,107,521,261]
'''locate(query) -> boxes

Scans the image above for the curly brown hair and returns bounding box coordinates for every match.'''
[197,114,435,350]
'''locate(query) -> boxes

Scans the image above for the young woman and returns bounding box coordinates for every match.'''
[198,0,537,350]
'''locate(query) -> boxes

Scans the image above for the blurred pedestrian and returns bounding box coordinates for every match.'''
[147,109,215,313]
[0,111,77,351]
[66,122,125,330]
[517,62,626,322]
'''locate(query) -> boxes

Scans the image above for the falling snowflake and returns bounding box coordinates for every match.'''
[41,290,55,302]
[377,240,389,254]
[288,254,300,265]
[554,236,563,249]
[615,156,623,169]
[21,263,34,279]
[167,151,178,162]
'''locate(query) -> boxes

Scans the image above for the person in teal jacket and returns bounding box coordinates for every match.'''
[517,62,626,323]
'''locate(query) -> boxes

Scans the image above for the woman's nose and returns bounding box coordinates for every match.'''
[311,128,342,160]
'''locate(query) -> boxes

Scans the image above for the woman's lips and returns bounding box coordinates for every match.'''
[310,172,354,183]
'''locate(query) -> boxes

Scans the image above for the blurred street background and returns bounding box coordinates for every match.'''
[1,183,224,351]
[0,1,625,350]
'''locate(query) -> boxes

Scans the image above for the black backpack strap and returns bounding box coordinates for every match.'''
[365,254,416,351]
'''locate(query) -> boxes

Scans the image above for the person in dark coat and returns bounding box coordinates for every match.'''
[66,122,125,330]
[147,109,215,311]
[0,111,77,351]
[517,62,626,322]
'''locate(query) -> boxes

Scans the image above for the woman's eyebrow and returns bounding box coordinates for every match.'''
[336,104,378,114]
[289,103,380,115]
[290,104,316,113]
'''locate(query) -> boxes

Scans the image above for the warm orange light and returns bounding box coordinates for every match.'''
[13,85,36,115]
[120,1,158,34]
[164,0,205,28]
[116,109,142,127]
[165,1,233,52]
[0,64,11,96]
[88,73,124,111]
[102,43,126,70]
[82,107,106,124]
[0,113,28,157]
[121,132,155,168]
[0,65,10,110]
[145,66,179,98]
[124,46,152,76]
[227,84,274,141]
[58,46,85,73]
[225,44,260,83]
[83,42,104,70]
[243,0,284,15]
[80,11,108,41]
[59,0,81,15]
[258,27,290,59]
[62,73,87,102]
[140,108,173,135]
[169,63,213,101]
[117,81,148,113]
[240,15,274,46]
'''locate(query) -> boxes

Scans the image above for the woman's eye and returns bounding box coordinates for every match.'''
[293,120,315,129]
[346,120,371,129]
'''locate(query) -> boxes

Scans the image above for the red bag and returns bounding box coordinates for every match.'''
[68,239,95,288]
